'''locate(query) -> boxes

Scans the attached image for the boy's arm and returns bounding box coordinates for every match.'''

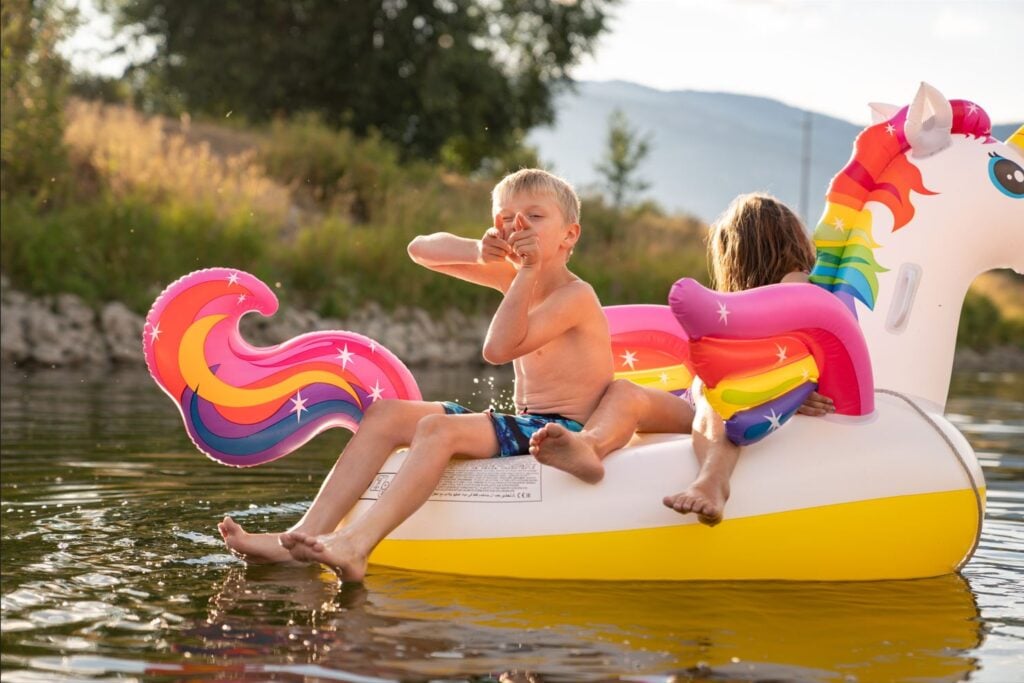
[482,271,592,365]
[407,225,517,292]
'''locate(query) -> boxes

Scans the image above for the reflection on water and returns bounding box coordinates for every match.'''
[1,367,1021,681]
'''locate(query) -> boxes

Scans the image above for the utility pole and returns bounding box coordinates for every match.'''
[799,109,813,224]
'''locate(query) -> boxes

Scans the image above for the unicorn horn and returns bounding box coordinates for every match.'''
[1008,125,1024,155]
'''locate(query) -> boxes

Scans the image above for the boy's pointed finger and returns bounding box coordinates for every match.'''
[493,215,509,240]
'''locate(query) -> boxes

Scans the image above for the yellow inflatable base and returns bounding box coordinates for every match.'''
[368,488,983,581]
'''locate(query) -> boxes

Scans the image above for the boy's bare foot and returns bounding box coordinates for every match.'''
[218,516,299,565]
[528,424,605,484]
[662,478,730,526]
[285,530,369,582]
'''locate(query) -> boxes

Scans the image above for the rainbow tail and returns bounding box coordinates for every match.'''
[143,268,421,467]
[669,278,873,446]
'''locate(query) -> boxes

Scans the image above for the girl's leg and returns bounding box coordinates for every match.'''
[287,413,498,580]
[529,380,694,482]
[219,399,445,563]
[663,387,739,525]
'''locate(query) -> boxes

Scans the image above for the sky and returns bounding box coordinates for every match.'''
[572,0,1023,124]
[62,0,1023,126]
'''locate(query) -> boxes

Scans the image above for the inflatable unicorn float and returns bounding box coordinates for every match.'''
[145,84,1024,581]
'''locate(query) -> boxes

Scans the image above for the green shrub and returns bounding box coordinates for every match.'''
[1,193,269,313]
[260,115,409,223]
[957,292,1024,351]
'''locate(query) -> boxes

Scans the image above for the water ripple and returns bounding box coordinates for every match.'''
[1,367,1021,681]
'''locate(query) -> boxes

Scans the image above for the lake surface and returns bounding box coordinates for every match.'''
[1,366,1021,682]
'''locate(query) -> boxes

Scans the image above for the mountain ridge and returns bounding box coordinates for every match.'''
[528,80,1021,223]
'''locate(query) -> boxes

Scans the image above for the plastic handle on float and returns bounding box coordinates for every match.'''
[885,262,922,334]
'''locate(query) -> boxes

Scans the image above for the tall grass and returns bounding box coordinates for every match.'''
[64,100,292,224]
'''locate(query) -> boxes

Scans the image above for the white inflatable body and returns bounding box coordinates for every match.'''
[353,395,982,581]
[346,85,1024,581]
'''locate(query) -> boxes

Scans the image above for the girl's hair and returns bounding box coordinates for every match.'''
[708,193,816,292]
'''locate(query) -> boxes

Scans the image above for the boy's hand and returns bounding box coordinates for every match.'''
[507,214,541,269]
[797,391,835,416]
[478,216,513,264]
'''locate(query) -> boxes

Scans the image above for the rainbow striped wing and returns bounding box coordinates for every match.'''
[143,268,421,467]
[604,305,694,398]
[669,278,873,446]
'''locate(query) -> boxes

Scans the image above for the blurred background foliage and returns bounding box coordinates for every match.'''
[0,0,1020,350]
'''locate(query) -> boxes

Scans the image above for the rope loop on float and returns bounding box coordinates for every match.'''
[875,388,984,571]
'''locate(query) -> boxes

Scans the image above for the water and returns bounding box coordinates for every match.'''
[1,366,1021,681]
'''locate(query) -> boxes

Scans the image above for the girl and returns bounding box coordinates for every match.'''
[529,193,835,525]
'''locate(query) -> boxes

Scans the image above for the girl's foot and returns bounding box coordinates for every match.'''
[662,478,730,526]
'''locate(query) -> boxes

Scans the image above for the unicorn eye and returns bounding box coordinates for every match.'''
[988,153,1024,198]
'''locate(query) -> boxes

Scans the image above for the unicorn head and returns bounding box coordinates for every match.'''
[810,83,1024,410]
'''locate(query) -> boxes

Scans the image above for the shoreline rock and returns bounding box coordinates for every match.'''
[0,276,491,369]
[2,276,1022,372]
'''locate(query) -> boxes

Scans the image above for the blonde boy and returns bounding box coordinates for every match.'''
[219,169,613,579]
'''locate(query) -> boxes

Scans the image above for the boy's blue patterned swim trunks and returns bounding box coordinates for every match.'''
[439,401,584,458]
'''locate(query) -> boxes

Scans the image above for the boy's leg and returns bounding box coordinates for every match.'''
[530,380,694,483]
[287,413,498,580]
[219,399,444,563]
[663,390,739,526]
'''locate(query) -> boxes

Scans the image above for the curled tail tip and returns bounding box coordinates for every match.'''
[144,267,423,466]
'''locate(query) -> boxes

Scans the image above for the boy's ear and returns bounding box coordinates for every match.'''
[563,222,581,249]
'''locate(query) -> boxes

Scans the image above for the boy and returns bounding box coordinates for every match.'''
[219,169,613,580]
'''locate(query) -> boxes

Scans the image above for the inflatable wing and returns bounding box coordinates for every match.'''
[669,278,874,445]
[604,305,694,398]
[143,268,422,467]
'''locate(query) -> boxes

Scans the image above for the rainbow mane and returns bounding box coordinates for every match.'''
[143,268,421,467]
[810,100,993,312]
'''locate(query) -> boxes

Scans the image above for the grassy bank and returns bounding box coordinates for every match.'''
[1,100,708,318]
[1,100,1020,351]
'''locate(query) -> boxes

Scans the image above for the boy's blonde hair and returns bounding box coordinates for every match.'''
[708,193,816,293]
[492,168,581,225]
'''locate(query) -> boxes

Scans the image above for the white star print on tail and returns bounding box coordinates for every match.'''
[716,302,730,325]
[290,391,308,422]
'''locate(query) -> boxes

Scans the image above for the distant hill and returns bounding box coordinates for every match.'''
[528,80,1021,224]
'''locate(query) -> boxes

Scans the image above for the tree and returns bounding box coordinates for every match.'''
[103,0,617,170]
[595,108,651,211]
[1,0,73,202]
